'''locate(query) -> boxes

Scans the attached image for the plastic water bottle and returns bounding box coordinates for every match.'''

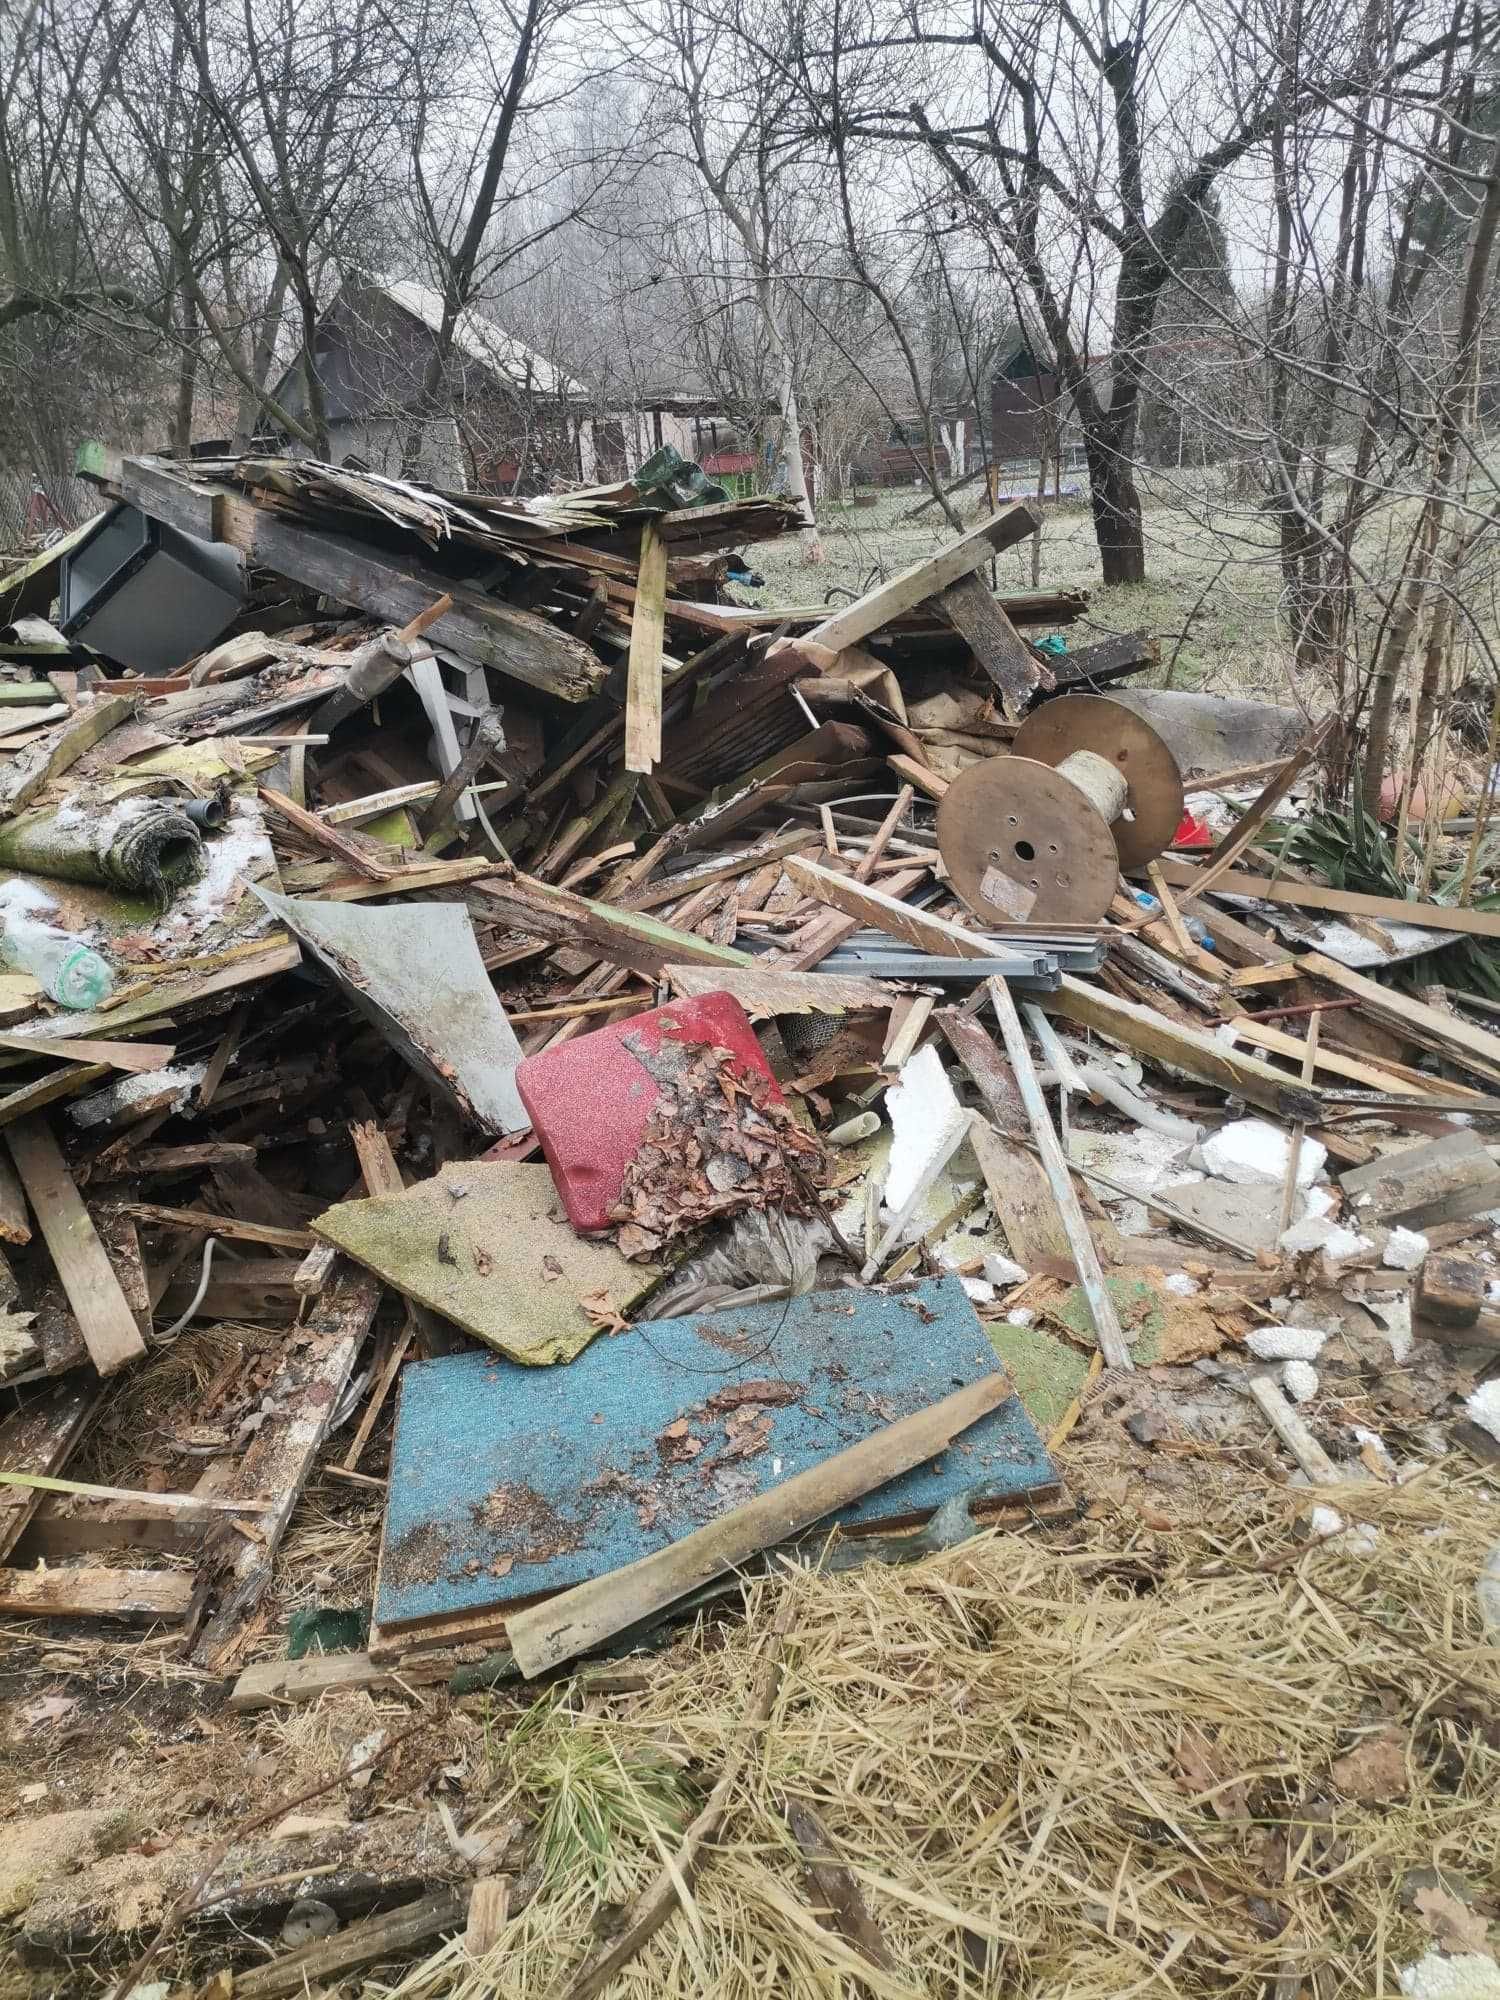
[0,913,115,1009]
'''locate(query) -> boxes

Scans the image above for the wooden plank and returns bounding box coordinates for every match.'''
[506,1371,1016,1678]
[786,1797,895,1971]
[1040,975,1325,1121]
[229,1651,412,1712]
[1295,952,1500,1083]
[233,1889,468,2000]
[0,1564,193,1623]
[474,870,752,977]
[936,570,1047,713]
[3,1117,145,1375]
[0,1061,112,1130]
[0,1471,267,1516]
[118,1204,314,1251]
[1417,1251,1485,1328]
[780,865,930,972]
[800,504,1039,654]
[985,979,1131,1368]
[1339,1131,1500,1231]
[622,831,819,912]
[259,786,399,881]
[192,1260,381,1669]
[1157,856,1500,943]
[1221,1016,1430,1096]
[0,1034,174,1074]
[624,518,667,774]
[0,1148,29,1245]
[0,1380,97,1563]
[0,694,138,815]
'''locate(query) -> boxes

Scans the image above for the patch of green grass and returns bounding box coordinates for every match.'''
[504,1698,689,1898]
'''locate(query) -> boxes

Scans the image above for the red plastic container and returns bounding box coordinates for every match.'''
[515,991,781,1233]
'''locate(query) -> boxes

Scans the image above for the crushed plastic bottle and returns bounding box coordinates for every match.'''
[0,904,115,1009]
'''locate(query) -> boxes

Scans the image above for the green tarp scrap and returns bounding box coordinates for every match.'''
[0,794,203,907]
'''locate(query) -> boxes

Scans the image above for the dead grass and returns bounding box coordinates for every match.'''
[379,1467,1498,1999]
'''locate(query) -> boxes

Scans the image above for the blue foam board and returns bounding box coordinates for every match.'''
[376,1276,1056,1632]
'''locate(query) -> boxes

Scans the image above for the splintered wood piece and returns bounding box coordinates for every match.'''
[465,1876,512,1959]
[0,1472,268,1516]
[4,1116,145,1375]
[192,1262,380,1670]
[936,569,1048,713]
[1041,975,1324,1122]
[1176,717,1333,906]
[0,1147,29,1245]
[1339,1130,1500,1231]
[506,1373,1013,1678]
[259,786,400,881]
[0,1564,194,1623]
[986,979,1131,1370]
[233,1889,468,2000]
[624,518,668,774]
[0,1380,97,1563]
[229,1651,411,1712]
[1418,1251,1484,1328]
[118,1204,314,1252]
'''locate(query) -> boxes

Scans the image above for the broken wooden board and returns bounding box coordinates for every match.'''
[0,1380,97,1562]
[0,1564,193,1623]
[313,1161,661,1366]
[936,569,1050,713]
[375,1276,1055,1646]
[664,963,894,1018]
[228,1650,448,1712]
[3,1116,146,1375]
[1339,1131,1500,1232]
[1156,858,1500,944]
[1294,952,1500,1086]
[624,517,668,773]
[786,854,1013,959]
[255,891,526,1135]
[1040,975,1325,1122]
[191,1261,380,1670]
[0,693,138,815]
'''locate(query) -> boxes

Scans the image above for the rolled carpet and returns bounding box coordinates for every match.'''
[0,794,204,908]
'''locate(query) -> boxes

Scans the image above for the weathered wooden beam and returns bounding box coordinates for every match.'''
[624,518,668,773]
[1039,974,1325,1121]
[4,1117,146,1375]
[192,1261,380,1669]
[0,1564,194,1623]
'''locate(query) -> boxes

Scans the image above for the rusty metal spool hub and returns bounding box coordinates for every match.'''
[936,694,1184,925]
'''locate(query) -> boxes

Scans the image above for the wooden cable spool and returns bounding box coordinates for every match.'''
[936,694,1184,925]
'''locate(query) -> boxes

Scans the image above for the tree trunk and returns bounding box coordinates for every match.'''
[1084,432,1145,586]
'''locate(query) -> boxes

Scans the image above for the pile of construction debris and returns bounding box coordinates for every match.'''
[0,447,1498,1998]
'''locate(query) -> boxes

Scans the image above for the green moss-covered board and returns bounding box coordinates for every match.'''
[312,1161,662,1365]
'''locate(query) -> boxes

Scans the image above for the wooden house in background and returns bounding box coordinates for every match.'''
[271,278,620,493]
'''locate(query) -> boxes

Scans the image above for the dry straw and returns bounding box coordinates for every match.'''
[375,1470,1498,2000]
